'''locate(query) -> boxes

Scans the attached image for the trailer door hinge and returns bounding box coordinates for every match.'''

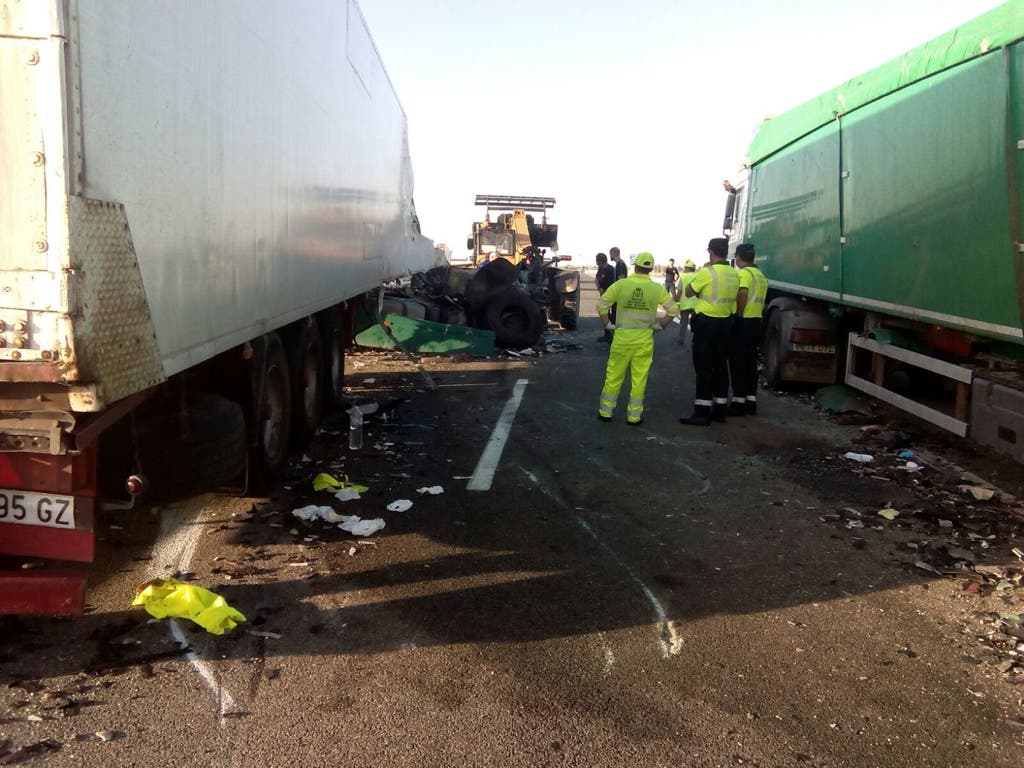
[1017,140,1024,150]
[841,170,850,178]
[839,236,848,245]
[1018,242,1024,253]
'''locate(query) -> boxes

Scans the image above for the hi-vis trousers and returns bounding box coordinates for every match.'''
[597,333,654,423]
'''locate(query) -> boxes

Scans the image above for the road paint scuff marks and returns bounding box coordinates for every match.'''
[573,516,682,659]
[518,466,682,658]
[151,507,238,720]
[467,378,529,491]
[597,631,615,676]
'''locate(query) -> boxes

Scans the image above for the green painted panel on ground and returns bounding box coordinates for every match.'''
[355,314,495,356]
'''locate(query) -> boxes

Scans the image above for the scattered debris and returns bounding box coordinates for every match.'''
[132,578,246,635]
[387,499,413,513]
[339,517,386,537]
[416,486,444,495]
[960,485,996,502]
[815,385,875,416]
[843,452,874,464]
[877,508,899,521]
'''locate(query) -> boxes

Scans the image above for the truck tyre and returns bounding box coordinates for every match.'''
[559,306,578,330]
[763,310,784,390]
[486,289,545,348]
[136,394,247,503]
[318,308,347,412]
[248,332,292,495]
[286,317,323,447]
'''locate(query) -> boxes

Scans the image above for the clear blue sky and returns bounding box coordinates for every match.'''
[360,0,1004,265]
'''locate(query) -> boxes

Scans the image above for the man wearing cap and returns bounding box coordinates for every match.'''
[728,243,768,415]
[597,252,678,425]
[679,238,740,426]
[676,259,698,345]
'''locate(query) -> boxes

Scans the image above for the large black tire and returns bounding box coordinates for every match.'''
[136,394,247,503]
[486,289,546,348]
[285,317,323,447]
[317,307,347,412]
[762,310,784,390]
[247,332,292,495]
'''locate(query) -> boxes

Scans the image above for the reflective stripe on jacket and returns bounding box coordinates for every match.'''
[597,275,678,335]
[690,263,739,318]
[738,266,768,319]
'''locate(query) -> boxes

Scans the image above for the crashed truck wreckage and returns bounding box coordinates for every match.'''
[381,196,581,349]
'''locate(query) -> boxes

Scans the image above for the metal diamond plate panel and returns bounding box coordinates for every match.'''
[65,197,166,405]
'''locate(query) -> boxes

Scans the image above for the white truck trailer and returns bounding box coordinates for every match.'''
[0,0,440,613]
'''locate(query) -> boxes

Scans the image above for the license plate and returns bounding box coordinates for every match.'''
[0,490,76,529]
[792,343,836,354]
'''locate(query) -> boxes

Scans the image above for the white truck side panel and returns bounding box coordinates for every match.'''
[2,0,438,397]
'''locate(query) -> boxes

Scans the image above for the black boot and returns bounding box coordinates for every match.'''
[729,401,747,417]
[712,403,727,422]
[745,400,757,416]
[680,404,711,426]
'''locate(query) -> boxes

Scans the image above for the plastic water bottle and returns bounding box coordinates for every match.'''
[348,407,363,451]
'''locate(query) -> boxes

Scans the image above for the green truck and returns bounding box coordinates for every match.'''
[723,1,1024,463]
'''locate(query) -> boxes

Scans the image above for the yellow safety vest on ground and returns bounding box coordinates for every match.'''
[738,266,768,319]
[690,263,739,318]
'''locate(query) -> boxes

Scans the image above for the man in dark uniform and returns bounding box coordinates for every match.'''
[595,252,616,342]
[679,238,740,426]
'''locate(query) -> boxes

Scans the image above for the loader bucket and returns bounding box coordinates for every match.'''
[528,222,558,250]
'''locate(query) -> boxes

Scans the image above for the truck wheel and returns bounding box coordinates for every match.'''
[286,317,323,447]
[318,308,347,412]
[248,332,291,495]
[763,310,784,389]
[486,289,545,348]
[136,394,247,503]
[559,306,578,330]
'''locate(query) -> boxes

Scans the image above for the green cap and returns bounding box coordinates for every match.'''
[635,252,654,268]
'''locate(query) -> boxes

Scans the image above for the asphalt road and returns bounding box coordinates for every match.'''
[2,282,1023,767]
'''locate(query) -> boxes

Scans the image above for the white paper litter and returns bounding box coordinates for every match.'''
[291,505,335,522]
[340,517,386,536]
[416,486,444,495]
[334,488,361,502]
[387,499,413,512]
[843,452,874,463]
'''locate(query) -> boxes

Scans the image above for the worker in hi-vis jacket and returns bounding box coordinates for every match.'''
[596,252,678,425]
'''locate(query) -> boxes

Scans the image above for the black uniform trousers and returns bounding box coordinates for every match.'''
[729,317,762,404]
[691,313,733,416]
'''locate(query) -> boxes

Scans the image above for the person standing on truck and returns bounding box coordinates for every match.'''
[676,259,697,345]
[664,258,680,300]
[679,238,740,426]
[728,243,768,416]
[597,252,678,425]
[595,252,617,342]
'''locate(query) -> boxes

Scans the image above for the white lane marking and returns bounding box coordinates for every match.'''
[149,505,238,719]
[467,379,529,491]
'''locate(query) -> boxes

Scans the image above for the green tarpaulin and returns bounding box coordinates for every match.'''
[748,1,1024,164]
[355,314,496,356]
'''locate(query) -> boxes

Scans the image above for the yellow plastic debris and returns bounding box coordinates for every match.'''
[132,578,246,635]
[312,472,367,493]
[877,508,899,521]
